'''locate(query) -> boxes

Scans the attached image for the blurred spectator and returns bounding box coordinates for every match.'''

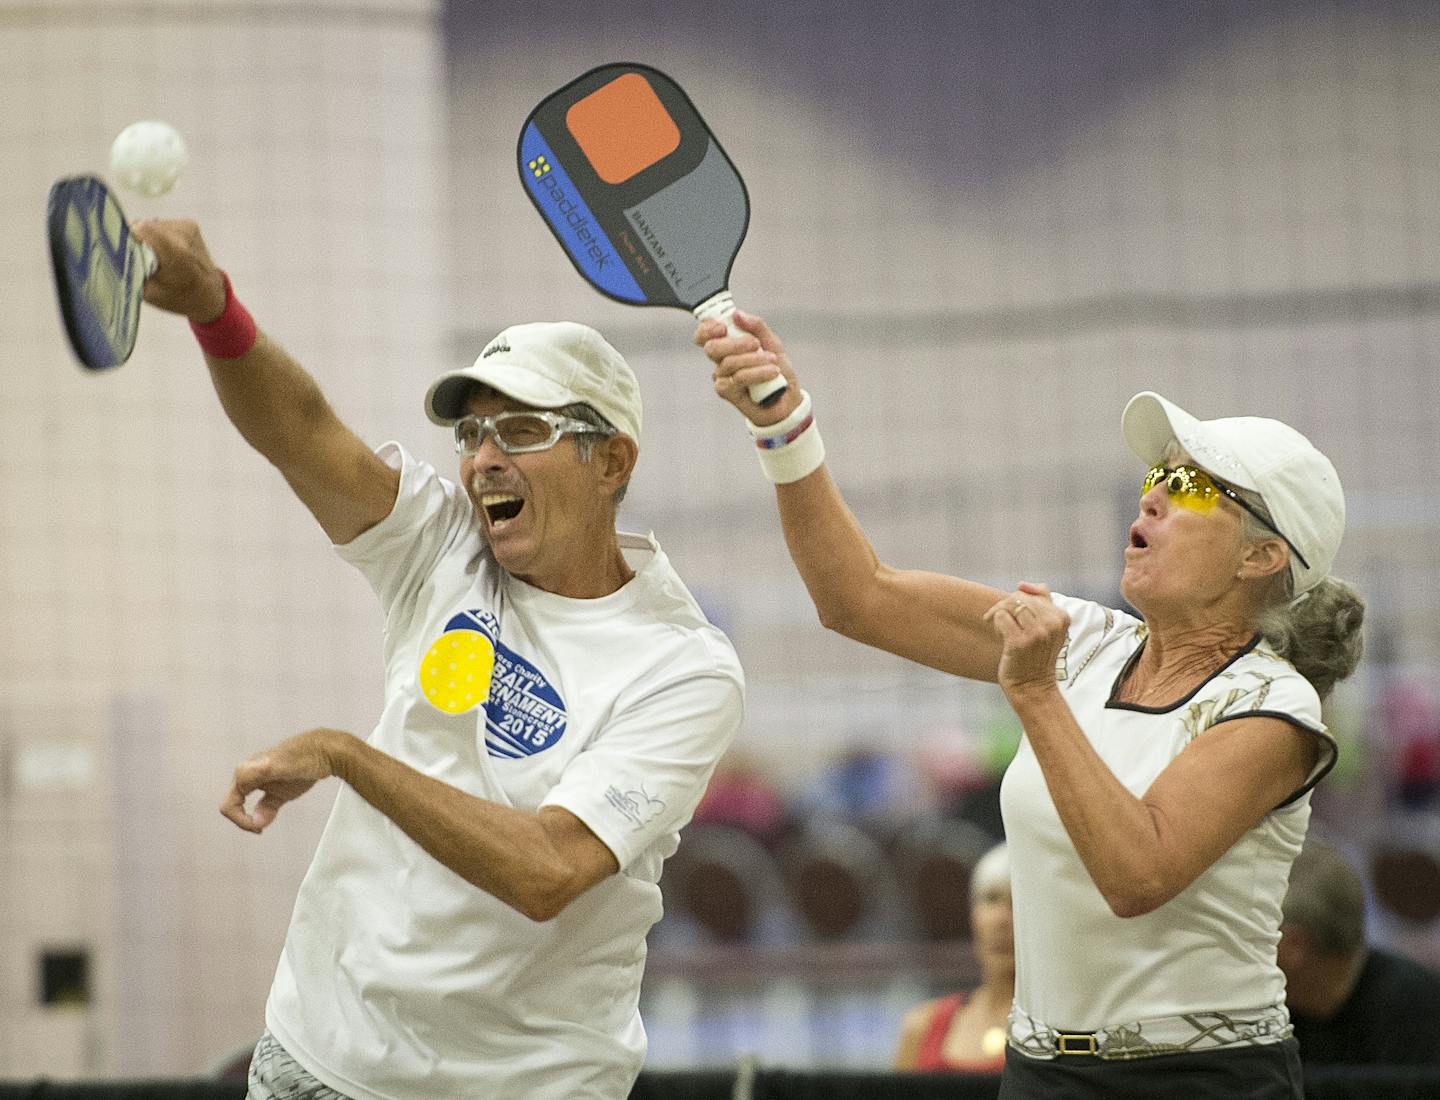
[940,711,1022,843]
[691,750,789,848]
[798,746,928,828]
[1379,671,1440,810]
[893,842,1012,1073]
[945,776,1005,845]
[1278,836,1440,1064]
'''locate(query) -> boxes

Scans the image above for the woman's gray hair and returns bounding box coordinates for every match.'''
[1157,442,1364,700]
[1234,485,1364,701]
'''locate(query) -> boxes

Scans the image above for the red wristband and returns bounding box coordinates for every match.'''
[189,270,257,359]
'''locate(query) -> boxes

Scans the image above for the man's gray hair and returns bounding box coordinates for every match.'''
[1282,836,1367,956]
[557,401,628,504]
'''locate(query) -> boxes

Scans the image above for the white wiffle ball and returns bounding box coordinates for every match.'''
[110,120,188,197]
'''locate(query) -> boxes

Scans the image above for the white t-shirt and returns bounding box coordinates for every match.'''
[265,443,744,1100]
[1000,593,1336,1033]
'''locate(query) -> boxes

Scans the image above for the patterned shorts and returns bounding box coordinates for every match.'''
[247,1030,352,1100]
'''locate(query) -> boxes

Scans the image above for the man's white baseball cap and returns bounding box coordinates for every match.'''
[1121,391,1344,595]
[425,321,642,441]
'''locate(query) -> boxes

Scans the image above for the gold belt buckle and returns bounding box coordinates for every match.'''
[1056,1032,1099,1056]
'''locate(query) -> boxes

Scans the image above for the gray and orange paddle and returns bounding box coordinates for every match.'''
[519,62,785,407]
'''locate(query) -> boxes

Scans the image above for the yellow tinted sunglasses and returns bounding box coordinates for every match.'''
[1142,464,1309,570]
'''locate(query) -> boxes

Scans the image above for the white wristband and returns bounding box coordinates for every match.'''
[747,390,825,484]
[756,421,825,484]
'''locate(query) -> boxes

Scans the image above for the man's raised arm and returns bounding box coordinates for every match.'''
[134,219,399,544]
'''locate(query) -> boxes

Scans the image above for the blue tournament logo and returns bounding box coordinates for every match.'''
[420,610,568,757]
[484,638,568,758]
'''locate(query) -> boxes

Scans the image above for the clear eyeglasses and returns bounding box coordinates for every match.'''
[453,410,613,456]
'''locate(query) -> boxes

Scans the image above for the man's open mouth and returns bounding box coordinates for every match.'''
[482,493,525,526]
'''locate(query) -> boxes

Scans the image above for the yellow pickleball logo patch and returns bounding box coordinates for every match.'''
[420,629,496,715]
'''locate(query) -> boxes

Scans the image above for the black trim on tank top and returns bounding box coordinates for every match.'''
[1207,710,1338,809]
[1105,633,1262,713]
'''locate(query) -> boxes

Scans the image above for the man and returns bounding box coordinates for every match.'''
[135,220,745,1099]
[1278,835,1440,1064]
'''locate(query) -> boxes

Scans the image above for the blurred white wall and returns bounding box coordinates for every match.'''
[0,0,445,1077]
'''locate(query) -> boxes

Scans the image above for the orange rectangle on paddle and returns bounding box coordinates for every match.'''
[566,72,681,184]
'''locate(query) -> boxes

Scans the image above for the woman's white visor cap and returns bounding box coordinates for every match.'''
[1121,391,1344,595]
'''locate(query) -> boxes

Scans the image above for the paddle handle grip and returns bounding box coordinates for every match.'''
[137,240,158,278]
[693,291,787,407]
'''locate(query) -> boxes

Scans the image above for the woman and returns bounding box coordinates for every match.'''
[894,842,1013,1074]
[695,313,1364,1098]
